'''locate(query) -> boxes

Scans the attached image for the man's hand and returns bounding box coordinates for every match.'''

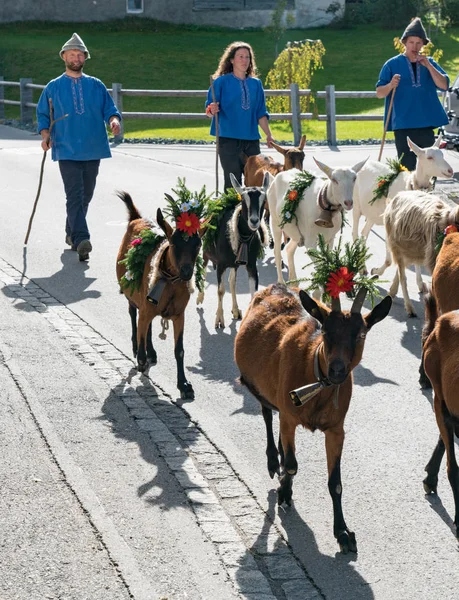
[110,117,121,135]
[391,74,401,89]
[40,129,51,152]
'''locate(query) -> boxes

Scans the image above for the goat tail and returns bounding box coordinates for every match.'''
[422,289,439,348]
[116,190,142,222]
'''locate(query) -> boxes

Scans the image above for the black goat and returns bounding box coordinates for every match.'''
[197,172,270,328]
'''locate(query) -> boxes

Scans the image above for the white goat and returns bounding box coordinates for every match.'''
[268,157,368,285]
[383,190,459,317]
[352,135,453,275]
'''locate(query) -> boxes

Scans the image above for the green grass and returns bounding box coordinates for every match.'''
[1,19,459,142]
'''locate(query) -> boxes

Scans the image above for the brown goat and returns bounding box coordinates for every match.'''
[243,135,307,187]
[419,231,459,388]
[116,192,201,399]
[234,284,392,553]
[422,293,459,539]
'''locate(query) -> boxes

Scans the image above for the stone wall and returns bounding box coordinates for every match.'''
[0,0,343,28]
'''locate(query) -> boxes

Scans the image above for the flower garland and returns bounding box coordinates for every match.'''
[201,187,242,252]
[370,156,409,205]
[279,171,315,228]
[301,234,381,304]
[119,227,165,294]
[163,177,211,239]
[435,224,458,255]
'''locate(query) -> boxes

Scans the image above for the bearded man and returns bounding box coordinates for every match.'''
[37,33,121,261]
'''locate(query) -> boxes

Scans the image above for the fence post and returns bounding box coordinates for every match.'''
[325,84,337,146]
[20,77,33,124]
[0,76,4,120]
[111,82,124,143]
[290,83,301,146]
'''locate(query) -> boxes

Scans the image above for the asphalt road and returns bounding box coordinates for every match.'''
[1,124,459,600]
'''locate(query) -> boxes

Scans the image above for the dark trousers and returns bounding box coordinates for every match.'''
[59,160,100,247]
[218,137,260,191]
[394,127,435,171]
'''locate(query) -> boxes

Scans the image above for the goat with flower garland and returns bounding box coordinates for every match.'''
[116,180,208,399]
[234,235,392,553]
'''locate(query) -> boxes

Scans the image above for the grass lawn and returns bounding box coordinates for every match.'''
[1,19,459,142]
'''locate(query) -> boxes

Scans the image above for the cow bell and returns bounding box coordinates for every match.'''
[236,242,248,265]
[289,381,323,407]
[147,277,167,305]
[314,209,334,229]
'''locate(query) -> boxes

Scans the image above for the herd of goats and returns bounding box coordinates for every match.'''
[115,134,459,554]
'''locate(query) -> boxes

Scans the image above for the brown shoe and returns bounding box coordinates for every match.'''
[77,239,92,262]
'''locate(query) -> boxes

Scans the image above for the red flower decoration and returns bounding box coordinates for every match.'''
[130,238,142,246]
[288,190,298,201]
[326,267,355,298]
[377,180,386,188]
[176,212,200,236]
[444,224,458,236]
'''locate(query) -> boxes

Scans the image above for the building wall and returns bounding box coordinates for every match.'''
[0,0,343,28]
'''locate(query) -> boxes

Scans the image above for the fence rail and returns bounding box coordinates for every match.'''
[0,76,387,145]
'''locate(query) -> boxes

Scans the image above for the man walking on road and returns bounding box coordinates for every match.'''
[37,33,121,261]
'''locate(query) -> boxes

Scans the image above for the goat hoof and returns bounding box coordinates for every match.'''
[408,311,418,318]
[179,382,195,399]
[197,292,204,305]
[232,309,242,320]
[215,319,225,329]
[423,476,438,495]
[337,530,357,554]
[137,362,147,373]
[419,374,432,389]
[147,353,157,366]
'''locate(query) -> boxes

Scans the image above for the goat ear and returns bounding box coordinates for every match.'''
[364,295,392,330]
[313,157,333,179]
[351,157,368,173]
[299,289,328,324]
[230,173,243,194]
[271,140,287,156]
[157,208,174,239]
[435,132,443,147]
[262,170,271,191]
[407,136,423,156]
[299,135,307,150]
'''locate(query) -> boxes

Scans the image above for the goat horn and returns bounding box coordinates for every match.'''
[350,286,368,313]
[331,297,341,312]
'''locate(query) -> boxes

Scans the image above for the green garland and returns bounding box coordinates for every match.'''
[118,228,165,294]
[296,234,381,305]
[370,155,408,205]
[279,171,315,228]
[201,187,241,252]
[194,253,205,294]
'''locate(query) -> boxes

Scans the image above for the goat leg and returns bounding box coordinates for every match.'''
[277,417,298,506]
[423,434,445,494]
[136,311,153,372]
[229,268,242,319]
[128,302,138,358]
[172,313,194,399]
[215,266,226,329]
[325,427,357,554]
[261,405,280,478]
[146,322,157,365]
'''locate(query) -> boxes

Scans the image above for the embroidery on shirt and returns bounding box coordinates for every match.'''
[71,78,85,114]
[404,55,421,88]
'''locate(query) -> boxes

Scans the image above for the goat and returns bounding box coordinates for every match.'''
[116,192,201,399]
[419,231,459,388]
[352,135,453,276]
[243,135,307,187]
[197,172,269,329]
[383,190,459,317]
[268,157,368,286]
[421,291,459,539]
[234,283,392,552]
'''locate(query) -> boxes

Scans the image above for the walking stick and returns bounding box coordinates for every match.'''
[210,76,219,194]
[378,87,396,162]
[24,99,68,245]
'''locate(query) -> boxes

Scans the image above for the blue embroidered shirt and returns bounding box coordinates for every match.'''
[36,73,121,161]
[376,54,449,131]
[206,73,269,140]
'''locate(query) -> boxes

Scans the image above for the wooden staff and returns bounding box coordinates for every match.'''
[24,99,68,245]
[210,75,219,194]
[378,87,396,162]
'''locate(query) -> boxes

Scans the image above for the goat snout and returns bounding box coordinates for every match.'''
[328,359,348,384]
[443,168,454,178]
[343,200,353,211]
[179,264,194,281]
[249,216,260,230]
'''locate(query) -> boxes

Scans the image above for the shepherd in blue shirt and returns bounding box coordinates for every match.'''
[376,17,449,171]
[206,41,274,191]
[37,33,121,261]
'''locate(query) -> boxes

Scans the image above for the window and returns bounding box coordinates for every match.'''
[127,0,144,13]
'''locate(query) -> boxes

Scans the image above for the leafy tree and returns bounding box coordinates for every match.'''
[263,0,295,58]
[264,39,326,114]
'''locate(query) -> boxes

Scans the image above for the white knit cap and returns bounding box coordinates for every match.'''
[59,33,90,59]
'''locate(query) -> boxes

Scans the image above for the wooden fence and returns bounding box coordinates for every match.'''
[0,75,384,146]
